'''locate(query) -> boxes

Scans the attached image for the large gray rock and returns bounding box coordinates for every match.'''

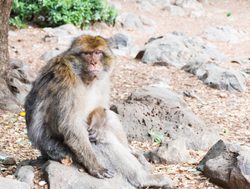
[138,0,205,17]
[116,85,219,151]
[43,24,98,47]
[136,0,154,11]
[198,140,250,189]
[0,151,16,165]
[136,32,224,68]
[41,48,64,62]
[163,5,188,16]
[5,59,34,106]
[45,113,173,189]
[15,166,35,188]
[45,161,134,189]
[0,77,21,112]
[0,177,30,189]
[107,33,137,57]
[45,138,173,189]
[183,62,247,92]
[204,26,248,44]
[44,24,81,37]
[118,13,155,33]
[144,138,192,164]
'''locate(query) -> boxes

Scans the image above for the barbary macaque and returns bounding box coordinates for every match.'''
[25,35,114,178]
[25,34,172,188]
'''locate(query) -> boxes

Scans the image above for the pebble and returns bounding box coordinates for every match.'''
[39,180,47,186]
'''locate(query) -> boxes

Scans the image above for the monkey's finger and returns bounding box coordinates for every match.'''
[103,170,115,178]
[87,126,93,131]
[89,131,98,138]
[88,129,97,135]
[89,137,97,142]
[95,172,105,179]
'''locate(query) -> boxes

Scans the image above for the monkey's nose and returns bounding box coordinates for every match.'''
[90,61,97,65]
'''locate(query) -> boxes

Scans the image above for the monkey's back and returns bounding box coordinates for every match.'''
[24,57,78,149]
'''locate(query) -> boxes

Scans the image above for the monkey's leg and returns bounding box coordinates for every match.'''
[63,126,114,179]
[38,134,73,163]
[105,110,129,147]
[100,130,172,188]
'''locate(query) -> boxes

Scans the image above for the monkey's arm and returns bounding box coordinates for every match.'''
[53,88,113,179]
[62,120,113,178]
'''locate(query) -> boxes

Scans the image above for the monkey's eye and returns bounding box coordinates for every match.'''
[93,51,103,55]
[79,52,91,58]
[81,52,91,55]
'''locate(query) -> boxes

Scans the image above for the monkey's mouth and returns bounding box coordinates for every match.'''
[89,64,102,72]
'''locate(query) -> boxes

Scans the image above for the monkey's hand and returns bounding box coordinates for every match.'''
[87,122,106,143]
[88,167,114,179]
[87,107,107,144]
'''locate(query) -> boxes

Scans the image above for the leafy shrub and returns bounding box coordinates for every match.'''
[10,0,117,28]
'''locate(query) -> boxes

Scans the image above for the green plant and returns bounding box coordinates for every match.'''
[226,12,232,17]
[148,130,164,145]
[9,16,27,28]
[10,0,117,28]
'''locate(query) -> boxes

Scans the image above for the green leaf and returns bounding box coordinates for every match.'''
[148,130,164,144]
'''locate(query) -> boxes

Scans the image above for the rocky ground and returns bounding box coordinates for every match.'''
[0,0,250,189]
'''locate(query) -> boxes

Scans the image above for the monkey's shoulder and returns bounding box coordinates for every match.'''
[41,56,79,86]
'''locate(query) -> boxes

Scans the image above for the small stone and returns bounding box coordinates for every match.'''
[39,180,47,186]
[218,93,228,98]
[0,152,16,165]
[0,177,29,189]
[19,111,26,117]
[16,165,35,188]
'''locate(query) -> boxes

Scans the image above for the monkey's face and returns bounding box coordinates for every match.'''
[79,49,110,82]
[80,50,104,73]
[67,35,114,83]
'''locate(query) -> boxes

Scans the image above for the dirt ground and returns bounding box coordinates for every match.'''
[0,0,250,188]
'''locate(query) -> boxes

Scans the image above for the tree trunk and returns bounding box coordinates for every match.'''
[0,0,21,112]
[0,0,12,76]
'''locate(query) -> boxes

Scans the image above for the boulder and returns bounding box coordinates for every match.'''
[198,140,250,189]
[204,26,248,43]
[5,59,34,106]
[0,177,30,189]
[136,32,224,68]
[108,33,138,57]
[0,77,21,113]
[118,13,155,33]
[183,62,247,92]
[43,24,98,47]
[116,85,219,151]
[144,138,192,164]
[15,166,35,188]
[162,5,188,16]
[45,161,134,189]
[108,33,131,49]
[138,0,205,17]
[41,48,64,62]
[0,151,16,165]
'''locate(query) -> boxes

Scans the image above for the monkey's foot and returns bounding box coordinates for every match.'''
[61,156,73,166]
[89,168,114,179]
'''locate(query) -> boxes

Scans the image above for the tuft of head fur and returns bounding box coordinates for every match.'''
[71,35,108,52]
